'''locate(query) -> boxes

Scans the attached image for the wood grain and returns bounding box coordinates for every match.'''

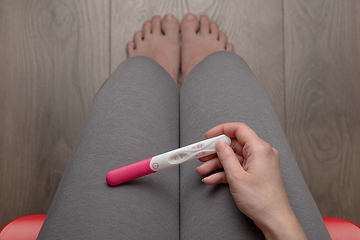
[110,0,285,127]
[0,0,110,228]
[1,0,359,230]
[284,0,360,225]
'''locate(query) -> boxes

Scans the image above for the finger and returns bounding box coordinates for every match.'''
[205,122,261,146]
[202,172,227,185]
[197,154,244,175]
[216,141,245,179]
[204,130,244,156]
[196,157,222,175]
[236,153,245,166]
[230,139,244,156]
[205,122,239,138]
[198,153,217,162]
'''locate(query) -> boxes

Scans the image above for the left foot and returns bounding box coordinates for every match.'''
[127,14,180,83]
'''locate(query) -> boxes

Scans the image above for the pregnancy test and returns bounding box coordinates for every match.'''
[106,134,231,186]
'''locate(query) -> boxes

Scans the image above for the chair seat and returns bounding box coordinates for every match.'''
[0,214,46,240]
[323,217,360,240]
[1,215,360,239]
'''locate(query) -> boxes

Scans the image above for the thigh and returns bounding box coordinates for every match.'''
[179,51,330,239]
[38,56,180,239]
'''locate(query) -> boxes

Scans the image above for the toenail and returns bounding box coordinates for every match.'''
[185,13,197,20]
[200,15,209,21]
[153,15,161,20]
[164,14,173,20]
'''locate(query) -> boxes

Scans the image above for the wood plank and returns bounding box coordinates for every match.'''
[111,0,285,127]
[0,0,110,228]
[284,0,360,225]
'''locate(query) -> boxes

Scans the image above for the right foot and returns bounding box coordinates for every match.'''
[180,13,234,84]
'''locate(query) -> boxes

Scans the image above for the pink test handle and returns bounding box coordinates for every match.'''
[106,158,155,186]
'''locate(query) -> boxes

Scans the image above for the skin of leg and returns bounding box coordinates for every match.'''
[37,56,180,239]
[179,51,331,239]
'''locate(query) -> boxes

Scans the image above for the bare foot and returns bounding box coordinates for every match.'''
[127,14,180,83]
[180,13,234,83]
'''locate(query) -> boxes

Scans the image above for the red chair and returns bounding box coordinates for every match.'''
[1,215,360,239]
[323,217,360,240]
[0,215,46,240]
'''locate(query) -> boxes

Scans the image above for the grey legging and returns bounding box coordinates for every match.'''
[37,51,331,239]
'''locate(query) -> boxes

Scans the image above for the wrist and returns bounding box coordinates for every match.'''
[256,211,307,240]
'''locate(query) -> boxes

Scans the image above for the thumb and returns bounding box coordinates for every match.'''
[216,141,244,178]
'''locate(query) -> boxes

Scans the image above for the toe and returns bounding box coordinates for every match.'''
[200,15,210,35]
[161,14,180,39]
[210,21,219,37]
[225,42,234,52]
[134,31,144,43]
[126,41,135,58]
[151,15,162,34]
[180,13,199,35]
[143,21,151,37]
[218,31,227,45]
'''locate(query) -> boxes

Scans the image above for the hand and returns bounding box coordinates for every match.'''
[197,123,307,240]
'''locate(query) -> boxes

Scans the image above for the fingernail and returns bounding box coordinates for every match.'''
[216,141,226,152]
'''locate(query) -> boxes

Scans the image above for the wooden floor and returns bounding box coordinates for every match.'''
[1,0,359,229]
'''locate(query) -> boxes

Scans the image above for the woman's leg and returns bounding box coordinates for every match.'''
[38,15,181,239]
[179,14,330,239]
